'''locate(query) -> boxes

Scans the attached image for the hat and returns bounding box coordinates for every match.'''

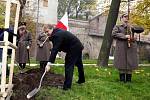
[121,13,128,18]
[18,22,26,29]
[18,22,26,27]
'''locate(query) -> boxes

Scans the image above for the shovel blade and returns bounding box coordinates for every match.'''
[27,88,39,99]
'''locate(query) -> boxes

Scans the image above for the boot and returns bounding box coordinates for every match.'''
[40,61,45,72]
[40,62,42,69]
[43,61,48,69]
[22,63,26,69]
[126,74,132,82]
[19,63,24,74]
[19,63,23,69]
[76,77,85,84]
[119,73,125,82]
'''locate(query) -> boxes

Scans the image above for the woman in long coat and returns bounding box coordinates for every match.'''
[112,13,140,82]
[16,25,32,71]
[36,30,52,71]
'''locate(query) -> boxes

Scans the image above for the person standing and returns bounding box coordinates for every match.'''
[112,13,144,82]
[44,24,85,90]
[36,26,52,71]
[16,22,32,73]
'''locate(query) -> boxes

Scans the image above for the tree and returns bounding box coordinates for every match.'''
[0,2,5,27]
[18,0,27,20]
[74,0,97,20]
[0,2,17,26]
[58,0,68,17]
[58,0,97,20]
[130,0,150,34]
[97,0,121,67]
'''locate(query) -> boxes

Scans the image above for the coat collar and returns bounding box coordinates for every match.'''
[120,23,129,28]
[51,28,62,36]
[49,28,62,40]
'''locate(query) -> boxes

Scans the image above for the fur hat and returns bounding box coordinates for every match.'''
[120,13,128,20]
[121,13,128,18]
[18,22,26,29]
[18,22,26,27]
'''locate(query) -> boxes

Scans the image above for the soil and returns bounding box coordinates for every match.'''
[10,68,65,100]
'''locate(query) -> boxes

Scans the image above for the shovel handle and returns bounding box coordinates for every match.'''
[38,70,47,89]
[27,70,47,99]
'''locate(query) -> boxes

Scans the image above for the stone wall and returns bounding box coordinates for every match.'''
[68,18,104,59]
[68,17,150,60]
[89,14,107,36]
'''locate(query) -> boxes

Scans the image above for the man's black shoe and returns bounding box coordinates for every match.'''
[63,87,70,91]
[76,80,85,84]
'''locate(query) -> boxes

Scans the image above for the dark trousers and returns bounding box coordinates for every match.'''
[63,51,85,89]
[40,61,48,71]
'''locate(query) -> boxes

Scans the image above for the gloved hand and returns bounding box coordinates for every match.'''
[39,43,43,48]
[45,62,51,72]
[27,46,30,49]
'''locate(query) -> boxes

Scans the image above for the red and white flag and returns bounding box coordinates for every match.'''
[56,12,69,31]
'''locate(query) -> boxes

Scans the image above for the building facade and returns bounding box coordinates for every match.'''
[24,0,58,24]
[68,13,108,59]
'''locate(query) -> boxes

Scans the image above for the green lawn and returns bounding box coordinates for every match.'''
[25,59,150,100]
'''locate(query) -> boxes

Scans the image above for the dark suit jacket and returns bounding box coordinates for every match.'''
[49,28,84,63]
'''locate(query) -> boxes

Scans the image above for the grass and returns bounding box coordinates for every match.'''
[7,58,150,100]
[23,59,150,100]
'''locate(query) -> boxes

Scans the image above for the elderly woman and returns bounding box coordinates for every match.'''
[36,26,52,71]
[16,22,32,73]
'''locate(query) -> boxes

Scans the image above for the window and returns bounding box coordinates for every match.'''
[43,0,48,7]
[26,1,30,7]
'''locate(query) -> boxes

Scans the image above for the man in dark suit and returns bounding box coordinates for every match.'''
[44,24,85,90]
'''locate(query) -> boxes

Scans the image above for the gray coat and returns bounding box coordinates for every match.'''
[36,32,52,61]
[16,31,32,63]
[112,24,138,70]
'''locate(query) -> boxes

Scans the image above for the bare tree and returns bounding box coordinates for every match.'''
[97,0,121,67]
[19,0,27,19]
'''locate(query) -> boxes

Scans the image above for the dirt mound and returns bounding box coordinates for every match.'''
[11,68,65,100]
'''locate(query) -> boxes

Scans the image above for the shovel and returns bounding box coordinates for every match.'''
[27,70,47,99]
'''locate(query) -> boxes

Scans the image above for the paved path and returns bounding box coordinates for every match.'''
[8,63,150,67]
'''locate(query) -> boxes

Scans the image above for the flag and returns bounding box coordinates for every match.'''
[56,12,69,31]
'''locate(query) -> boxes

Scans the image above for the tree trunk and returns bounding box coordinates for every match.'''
[97,0,121,67]
[19,0,26,20]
